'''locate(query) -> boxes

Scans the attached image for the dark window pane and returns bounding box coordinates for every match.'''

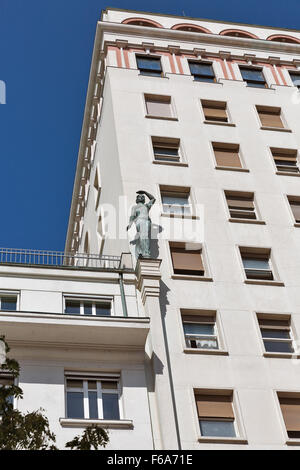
[66,391,84,419]
[65,301,80,315]
[1,298,17,311]
[290,73,300,87]
[102,393,120,420]
[240,68,265,82]
[194,76,215,83]
[264,340,294,353]
[242,258,270,270]
[95,303,111,316]
[137,57,161,71]
[154,147,178,157]
[246,82,266,88]
[183,323,214,335]
[261,329,290,339]
[84,302,93,315]
[88,391,98,419]
[189,62,214,76]
[199,420,236,437]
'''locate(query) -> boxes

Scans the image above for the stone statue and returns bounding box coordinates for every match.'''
[127,190,156,258]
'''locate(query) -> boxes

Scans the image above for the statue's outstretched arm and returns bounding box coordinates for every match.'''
[137,190,156,208]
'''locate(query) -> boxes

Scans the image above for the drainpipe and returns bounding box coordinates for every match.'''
[119,273,128,317]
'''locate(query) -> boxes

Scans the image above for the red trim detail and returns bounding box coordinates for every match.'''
[267,34,300,44]
[122,17,163,28]
[108,46,122,67]
[175,55,184,74]
[220,29,259,39]
[123,49,130,69]
[171,23,212,34]
[255,62,280,85]
[227,60,236,80]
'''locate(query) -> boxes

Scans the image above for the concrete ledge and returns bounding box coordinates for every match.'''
[60,418,133,429]
[203,120,236,127]
[198,437,248,444]
[244,279,285,286]
[263,352,300,359]
[260,126,292,133]
[171,275,213,282]
[152,160,188,167]
[145,114,178,121]
[229,218,266,225]
[161,213,199,220]
[276,171,300,177]
[184,348,228,356]
[215,166,250,173]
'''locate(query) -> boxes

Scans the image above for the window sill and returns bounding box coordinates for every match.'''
[215,166,249,173]
[59,418,133,429]
[260,126,292,133]
[229,218,266,225]
[184,348,228,356]
[198,437,248,445]
[145,114,178,121]
[244,279,285,287]
[263,352,300,359]
[152,160,188,167]
[171,274,213,282]
[203,120,236,127]
[286,439,300,446]
[161,212,199,220]
[294,223,300,227]
[276,171,300,177]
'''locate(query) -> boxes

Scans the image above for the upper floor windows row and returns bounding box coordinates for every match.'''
[136,55,300,89]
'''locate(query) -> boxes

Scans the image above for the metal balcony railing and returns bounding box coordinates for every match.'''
[0,248,121,270]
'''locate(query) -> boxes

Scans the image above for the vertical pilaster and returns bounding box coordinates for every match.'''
[136,258,180,450]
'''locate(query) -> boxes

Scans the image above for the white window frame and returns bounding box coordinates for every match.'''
[143,93,176,119]
[63,295,114,316]
[65,373,122,421]
[182,319,218,350]
[136,53,163,77]
[159,186,193,216]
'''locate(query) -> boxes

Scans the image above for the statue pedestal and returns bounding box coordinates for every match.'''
[136,257,180,450]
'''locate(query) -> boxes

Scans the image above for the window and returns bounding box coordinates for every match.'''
[182,311,218,350]
[195,391,236,438]
[160,186,191,215]
[225,191,257,220]
[0,296,17,311]
[257,314,294,354]
[240,67,267,88]
[0,373,15,409]
[152,137,180,162]
[213,143,242,169]
[256,106,285,129]
[240,247,273,280]
[189,61,215,82]
[145,94,173,118]
[278,393,300,439]
[288,196,300,223]
[136,56,162,77]
[201,100,228,123]
[65,374,120,421]
[170,242,205,276]
[64,299,112,316]
[289,72,300,89]
[271,148,299,174]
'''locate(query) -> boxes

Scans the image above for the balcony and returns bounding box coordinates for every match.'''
[0,248,133,271]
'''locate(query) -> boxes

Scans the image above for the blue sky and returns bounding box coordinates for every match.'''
[0,0,299,251]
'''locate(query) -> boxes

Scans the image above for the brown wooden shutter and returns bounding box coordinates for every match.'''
[227,197,254,209]
[146,99,172,117]
[258,110,284,128]
[214,148,242,168]
[279,397,300,432]
[195,394,234,419]
[289,201,300,222]
[171,245,204,275]
[203,105,227,121]
[182,314,215,323]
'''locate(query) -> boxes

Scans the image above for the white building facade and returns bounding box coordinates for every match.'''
[2,8,300,450]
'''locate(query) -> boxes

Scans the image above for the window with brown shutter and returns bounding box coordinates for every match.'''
[195,391,236,437]
[213,143,242,168]
[225,191,256,220]
[170,242,204,276]
[201,100,228,122]
[288,196,300,223]
[257,314,294,354]
[160,185,191,215]
[278,394,300,438]
[145,94,173,118]
[271,148,299,174]
[152,137,181,163]
[256,106,285,128]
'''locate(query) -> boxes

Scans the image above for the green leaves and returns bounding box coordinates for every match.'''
[65,425,109,450]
